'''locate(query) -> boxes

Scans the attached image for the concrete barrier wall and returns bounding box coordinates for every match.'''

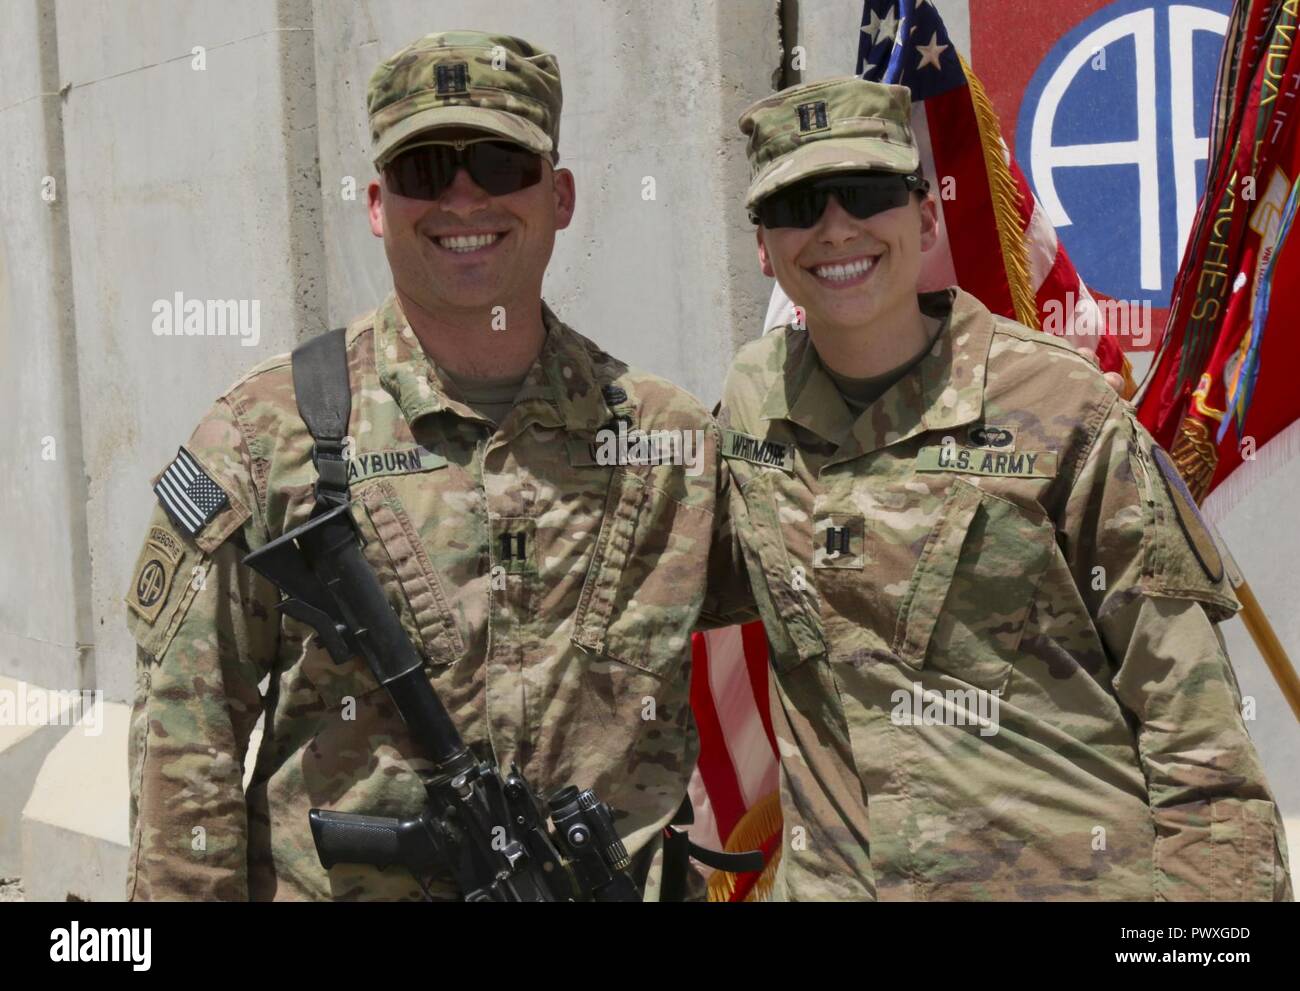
[0,1,93,695]
[55,0,327,705]
[1214,465,1300,819]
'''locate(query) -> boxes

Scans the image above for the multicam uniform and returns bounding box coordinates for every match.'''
[704,287,1292,901]
[125,294,716,900]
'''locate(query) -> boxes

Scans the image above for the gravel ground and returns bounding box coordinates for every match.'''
[0,878,23,902]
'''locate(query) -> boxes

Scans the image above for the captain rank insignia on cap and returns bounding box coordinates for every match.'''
[153,447,229,538]
[797,100,830,132]
[435,62,469,95]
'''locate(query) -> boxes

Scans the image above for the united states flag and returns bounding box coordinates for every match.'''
[687,623,781,901]
[154,447,228,537]
[857,0,1127,374]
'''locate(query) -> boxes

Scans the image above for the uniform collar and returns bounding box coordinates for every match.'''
[760,288,994,462]
[532,304,612,432]
[374,293,612,433]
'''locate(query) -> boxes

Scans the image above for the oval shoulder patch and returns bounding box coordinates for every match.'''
[1151,446,1224,584]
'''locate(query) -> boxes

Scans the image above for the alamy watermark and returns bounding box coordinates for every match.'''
[891,681,1001,737]
[0,684,104,736]
[589,421,706,477]
[1041,291,1153,349]
[50,923,151,971]
[151,292,261,347]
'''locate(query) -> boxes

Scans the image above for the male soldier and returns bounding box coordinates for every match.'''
[124,31,716,900]
[703,77,1292,901]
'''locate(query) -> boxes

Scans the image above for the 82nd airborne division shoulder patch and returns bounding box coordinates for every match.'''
[127,525,185,624]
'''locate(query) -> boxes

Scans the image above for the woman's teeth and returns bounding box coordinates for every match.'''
[436,232,502,253]
[812,256,875,282]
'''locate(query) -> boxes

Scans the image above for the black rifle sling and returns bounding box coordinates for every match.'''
[292,327,352,511]
[660,824,692,902]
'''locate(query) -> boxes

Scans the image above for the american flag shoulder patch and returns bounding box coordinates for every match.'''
[154,447,230,538]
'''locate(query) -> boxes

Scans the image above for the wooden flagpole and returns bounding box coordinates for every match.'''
[1232,580,1300,723]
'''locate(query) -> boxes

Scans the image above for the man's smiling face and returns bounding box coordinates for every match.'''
[757,188,938,337]
[368,128,576,319]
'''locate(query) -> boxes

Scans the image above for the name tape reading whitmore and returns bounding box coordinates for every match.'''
[721,429,794,472]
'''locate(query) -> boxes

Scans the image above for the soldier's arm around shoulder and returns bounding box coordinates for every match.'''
[1062,395,1291,901]
[124,395,281,900]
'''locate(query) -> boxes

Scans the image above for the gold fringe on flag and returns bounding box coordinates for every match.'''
[1119,354,1138,400]
[960,53,1039,330]
[706,790,783,902]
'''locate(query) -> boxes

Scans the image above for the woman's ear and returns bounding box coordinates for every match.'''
[757,226,776,278]
[919,194,939,253]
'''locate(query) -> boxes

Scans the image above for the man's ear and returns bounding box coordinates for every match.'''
[367,178,384,237]
[552,166,576,230]
[918,194,939,252]
[757,227,776,278]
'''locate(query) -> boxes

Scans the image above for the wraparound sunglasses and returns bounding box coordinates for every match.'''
[382,139,545,200]
[751,171,929,229]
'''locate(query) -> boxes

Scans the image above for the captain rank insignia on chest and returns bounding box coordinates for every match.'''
[490,517,538,576]
[814,514,866,570]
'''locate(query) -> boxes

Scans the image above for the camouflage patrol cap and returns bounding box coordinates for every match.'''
[367,31,562,169]
[739,76,920,209]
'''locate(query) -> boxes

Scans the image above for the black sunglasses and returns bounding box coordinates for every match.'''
[751,172,929,229]
[382,139,544,201]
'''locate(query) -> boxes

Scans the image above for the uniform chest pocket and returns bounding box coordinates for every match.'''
[572,467,710,679]
[733,470,826,674]
[893,478,1053,693]
[296,481,466,711]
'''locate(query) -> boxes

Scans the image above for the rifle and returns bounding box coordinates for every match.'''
[244,501,640,902]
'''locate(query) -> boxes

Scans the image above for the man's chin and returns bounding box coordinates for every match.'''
[404,284,507,316]
[426,269,507,297]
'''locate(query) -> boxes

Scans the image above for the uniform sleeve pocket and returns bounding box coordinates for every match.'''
[1153,798,1280,901]
[894,479,1053,693]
